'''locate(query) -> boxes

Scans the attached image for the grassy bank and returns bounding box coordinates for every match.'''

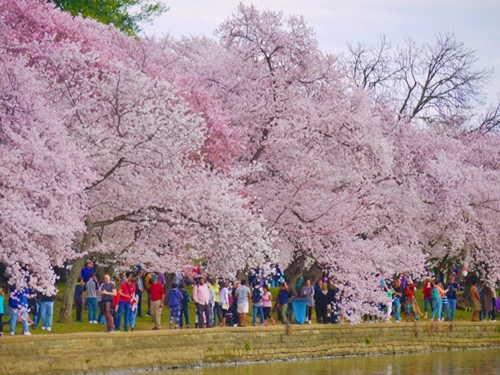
[2,283,477,336]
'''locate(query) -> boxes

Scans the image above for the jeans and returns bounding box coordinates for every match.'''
[213,302,222,325]
[116,302,131,331]
[40,301,54,329]
[180,304,189,327]
[10,308,30,334]
[129,306,138,328]
[252,305,264,325]
[431,298,442,320]
[424,298,433,313]
[393,298,401,321]
[33,300,41,327]
[86,297,98,322]
[447,298,457,320]
[195,303,211,327]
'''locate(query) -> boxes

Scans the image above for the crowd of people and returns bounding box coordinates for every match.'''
[1,262,499,336]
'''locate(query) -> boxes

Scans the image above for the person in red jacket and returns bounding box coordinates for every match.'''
[149,275,165,330]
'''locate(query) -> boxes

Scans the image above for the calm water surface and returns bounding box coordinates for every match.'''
[157,349,499,375]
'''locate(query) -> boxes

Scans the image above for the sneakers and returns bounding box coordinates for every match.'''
[46,327,52,332]
[23,331,32,336]
[9,332,14,336]
[41,327,46,330]
[308,320,312,325]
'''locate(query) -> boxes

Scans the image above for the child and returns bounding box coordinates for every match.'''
[129,277,138,331]
[167,283,183,329]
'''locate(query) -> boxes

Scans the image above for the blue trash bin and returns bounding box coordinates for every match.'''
[291,298,307,324]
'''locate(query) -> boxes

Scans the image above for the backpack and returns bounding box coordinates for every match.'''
[431,286,439,299]
[252,287,262,303]
[181,289,190,303]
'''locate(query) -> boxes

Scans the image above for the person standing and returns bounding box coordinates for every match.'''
[39,293,55,332]
[144,272,152,317]
[430,282,448,322]
[128,277,139,331]
[480,283,494,322]
[219,281,230,327]
[314,280,323,323]
[9,287,31,336]
[179,283,191,328]
[81,260,95,284]
[167,283,183,329]
[262,285,275,325]
[277,282,290,324]
[74,277,84,322]
[149,275,164,330]
[211,280,222,326]
[0,287,5,337]
[235,279,251,327]
[422,279,433,319]
[99,274,116,333]
[446,276,459,321]
[193,276,211,328]
[116,274,135,332]
[85,273,99,324]
[470,280,481,322]
[301,279,315,324]
[392,278,403,322]
[251,281,264,326]
[136,270,145,317]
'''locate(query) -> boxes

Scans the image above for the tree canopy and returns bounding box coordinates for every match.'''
[48,0,167,35]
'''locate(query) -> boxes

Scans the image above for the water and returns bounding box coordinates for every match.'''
[156,349,500,375]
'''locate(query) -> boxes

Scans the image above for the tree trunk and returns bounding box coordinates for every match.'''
[59,256,86,324]
[59,220,93,324]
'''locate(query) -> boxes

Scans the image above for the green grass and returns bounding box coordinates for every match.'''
[3,284,478,335]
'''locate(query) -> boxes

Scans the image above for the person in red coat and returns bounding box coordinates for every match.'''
[149,275,165,330]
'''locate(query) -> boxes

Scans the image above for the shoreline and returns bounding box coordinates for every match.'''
[0,322,498,374]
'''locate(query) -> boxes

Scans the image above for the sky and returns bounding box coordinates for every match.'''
[141,0,500,104]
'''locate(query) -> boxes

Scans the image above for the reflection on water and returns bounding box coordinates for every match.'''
[158,349,500,375]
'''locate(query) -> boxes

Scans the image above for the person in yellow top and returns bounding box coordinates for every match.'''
[210,278,223,326]
[143,272,152,316]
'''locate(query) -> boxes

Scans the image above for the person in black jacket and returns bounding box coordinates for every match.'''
[316,282,329,324]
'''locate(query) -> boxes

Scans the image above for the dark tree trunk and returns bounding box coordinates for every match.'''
[284,254,322,295]
[59,221,93,324]
[59,256,86,324]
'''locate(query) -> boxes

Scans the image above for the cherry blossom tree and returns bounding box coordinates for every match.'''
[0,0,275,322]
[0,50,94,295]
[162,4,500,320]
